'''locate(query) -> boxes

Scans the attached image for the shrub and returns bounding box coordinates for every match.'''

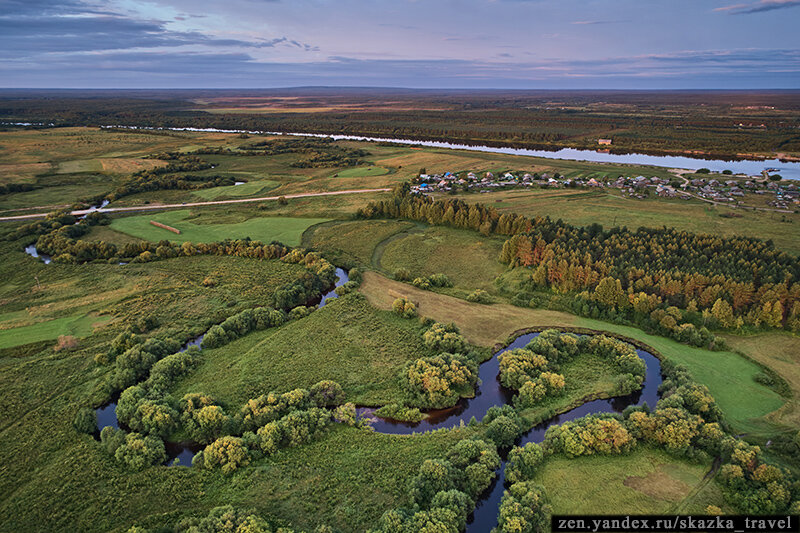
[348,267,363,284]
[545,415,634,457]
[466,289,491,303]
[181,395,235,444]
[498,349,548,389]
[422,322,469,353]
[333,402,358,426]
[628,408,703,452]
[128,400,180,437]
[394,268,411,281]
[402,353,478,408]
[100,426,127,456]
[506,442,545,484]
[309,380,346,407]
[289,305,313,320]
[446,438,501,498]
[176,505,272,533]
[114,432,167,470]
[428,273,452,288]
[486,415,523,447]
[238,388,313,432]
[197,436,250,474]
[411,277,431,290]
[410,459,455,506]
[73,407,97,434]
[430,490,472,531]
[496,482,551,533]
[374,404,425,423]
[392,297,418,318]
[54,335,79,352]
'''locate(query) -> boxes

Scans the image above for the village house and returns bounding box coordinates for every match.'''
[598,139,612,145]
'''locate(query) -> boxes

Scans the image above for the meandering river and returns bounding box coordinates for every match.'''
[102,125,800,180]
[33,251,661,528]
[356,330,662,531]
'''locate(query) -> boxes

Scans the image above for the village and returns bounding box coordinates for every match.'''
[411,168,800,211]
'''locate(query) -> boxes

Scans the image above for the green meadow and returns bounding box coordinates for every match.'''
[110,209,328,247]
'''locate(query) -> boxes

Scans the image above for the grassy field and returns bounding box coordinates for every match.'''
[191,180,279,200]
[0,313,111,350]
[722,332,800,431]
[0,244,309,359]
[377,225,507,293]
[450,188,800,255]
[302,219,416,266]
[0,125,797,530]
[109,210,328,247]
[358,271,786,434]
[333,166,389,178]
[174,292,433,407]
[533,447,726,515]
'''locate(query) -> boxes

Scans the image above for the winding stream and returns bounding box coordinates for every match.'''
[92,268,350,465]
[358,332,662,531]
[65,251,663,527]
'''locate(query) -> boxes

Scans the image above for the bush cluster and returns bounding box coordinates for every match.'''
[371,439,501,532]
[373,404,425,423]
[411,273,452,291]
[499,330,645,408]
[402,352,478,409]
[392,297,418,318]
[201,306,286,349]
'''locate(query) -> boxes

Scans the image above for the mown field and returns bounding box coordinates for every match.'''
[302,219,415,267]
[534,447,726,515]
[0,312,111,350]
[191,180,279,200]
[109,209,328,247]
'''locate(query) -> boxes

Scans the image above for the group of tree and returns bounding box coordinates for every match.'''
[372,438,501,532]
[357,190,800,334]
[400,322,483,408]
[128,504,327,533]
[499,330,645,408]
[224,137,372,168]
[392,297,418,318]
[411,273,452,291]
[94,153,220,203]
[201,306,286,349]
[9,91,799,158]
[12,208,109,242]
[193,406,334,473]
[491,346,799,528]
[402,352,479,409]
[0,182,37,196]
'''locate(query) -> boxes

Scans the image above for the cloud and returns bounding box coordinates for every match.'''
[5,47,794,89]
[571,20,627,25]
[714,0,800,14]
[0,0,316,56]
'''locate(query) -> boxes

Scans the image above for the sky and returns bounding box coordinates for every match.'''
[1,0,799,89]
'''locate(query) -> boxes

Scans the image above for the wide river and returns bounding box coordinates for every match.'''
[103,125,800,180]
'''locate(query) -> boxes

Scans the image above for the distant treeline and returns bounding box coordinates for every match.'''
[1,91,799,157]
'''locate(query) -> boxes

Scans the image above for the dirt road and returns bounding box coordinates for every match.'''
[0,188,391,222]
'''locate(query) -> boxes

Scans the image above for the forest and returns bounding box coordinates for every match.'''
[2,89,800,159]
